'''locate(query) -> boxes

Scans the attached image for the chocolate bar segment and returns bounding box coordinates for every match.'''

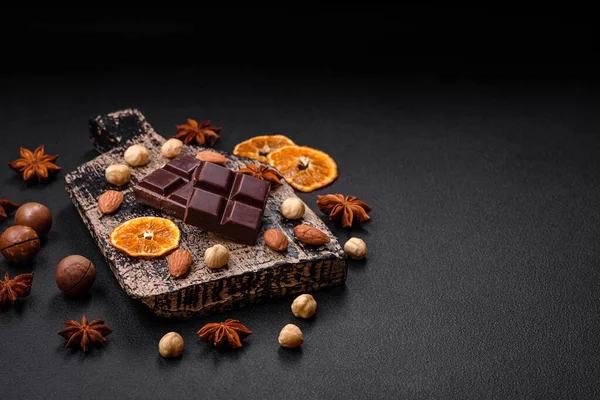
[133,154,200,219]
[183,162,271,245]
[134,154,271,245]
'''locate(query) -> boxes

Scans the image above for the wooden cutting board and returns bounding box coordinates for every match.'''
[65,109,347,318]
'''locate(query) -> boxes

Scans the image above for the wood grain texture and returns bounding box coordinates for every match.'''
[65,109,347,318]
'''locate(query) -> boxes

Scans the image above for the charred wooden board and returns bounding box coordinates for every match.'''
[65,109,347,318]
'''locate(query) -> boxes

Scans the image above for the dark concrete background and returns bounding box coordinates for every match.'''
[1,8,599,399]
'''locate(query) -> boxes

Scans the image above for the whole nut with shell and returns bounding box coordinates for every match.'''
[264,229,288,252]
[0,225,40,264]
[291,294,317,319]
[105,164,131,186]
[168,249,192,278]
[278,324,304,348]
[55,255,96,296]
[280,197,305,219]
[344,237,367,260]
[196,151,228,165]
[98,190,124,214]
[124,144,149,167]
[293,224,330,245]
[161,138,184,159]
[158,331,184,358]
[204,244,229,269]
[14,202,53,237]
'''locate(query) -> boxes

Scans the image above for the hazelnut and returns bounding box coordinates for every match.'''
[0,225,40,264]
[56,255,96,296]
[204,244,229,269]
[161,138,184,159]
[278,324,304,348]
[291,294,317,319]
[344,237,367,260]
[280,197,305,219]
[105,164,131,186]
[14,202,52,237]
[158,331,184,358]
[124,144,150,167]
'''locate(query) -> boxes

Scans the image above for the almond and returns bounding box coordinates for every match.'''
[98,190,124,214]
[168,249,192,278]
[264,229,288,251]
[293,224,330,245]
[195,151,228,165]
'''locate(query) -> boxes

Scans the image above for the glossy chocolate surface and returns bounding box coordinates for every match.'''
[184,163,270,245]
[133,154,200,219]
[133,155,271,244]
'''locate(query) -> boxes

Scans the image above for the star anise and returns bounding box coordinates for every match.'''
[0,199,20,221]
[58,315,113,352]
[0,272,33,309]
[196,319,252,349]
[175,118,222,147]
[237,163,283,186]
[8,145,61,182]
[317,194,372,228]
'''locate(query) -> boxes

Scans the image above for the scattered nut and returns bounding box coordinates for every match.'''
[123,144,150,167]
[204,244,229,269]
[161,138,184,159]
[291,294,317,319]
[56,255,96,296]
[278,324,304,348]
[344,237,367,260]
[98,190,124,214]
[168,249,192,278]
[105,164,131,186]
[158,332,184,358]
[293,224,330,245]
[280,197,305,219]
[196,151,228,165]
[264,229,288,252]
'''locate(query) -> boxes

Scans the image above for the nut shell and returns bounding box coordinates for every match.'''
[98,190,124,214]
[293,224,330,245]
[56,255,96,296]
[14,202,52,237]
[264,229,288,252]
[195,151,228,165]
[168,249,192,278]
[0,225,40,264]
[278,324,304,348]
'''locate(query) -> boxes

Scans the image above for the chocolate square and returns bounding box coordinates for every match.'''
[134,154,271,244]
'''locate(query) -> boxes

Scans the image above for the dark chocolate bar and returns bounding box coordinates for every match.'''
[184,162,271,245]
[133,154,200,219]
[133,154,271,245]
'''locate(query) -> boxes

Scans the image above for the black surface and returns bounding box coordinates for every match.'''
[1,8,600,400]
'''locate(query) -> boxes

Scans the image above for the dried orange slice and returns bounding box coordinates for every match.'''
[267,146,338,192]
[110,217,180,258]
[233,134,296,163]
